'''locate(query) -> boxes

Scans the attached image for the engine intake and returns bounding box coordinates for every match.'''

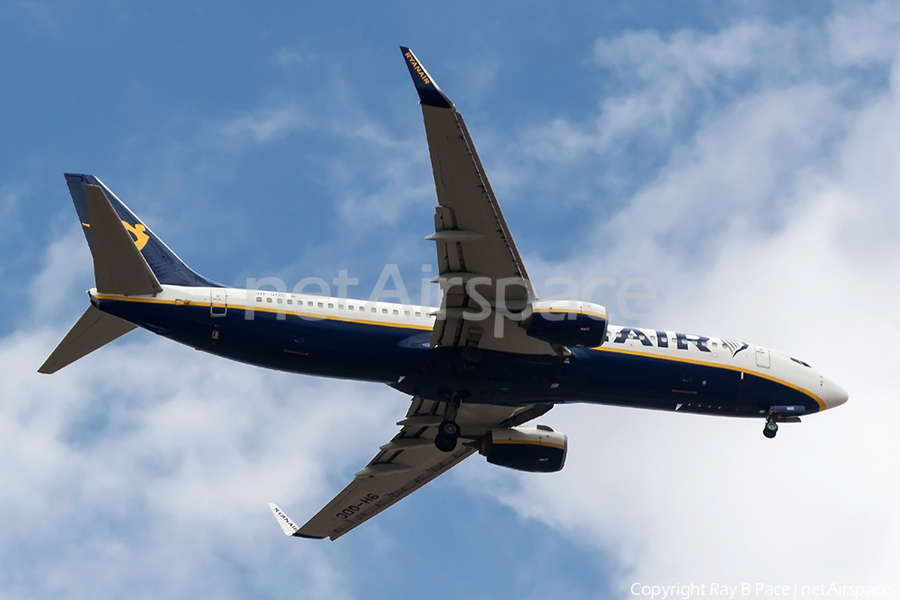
[521,300,608,348]
[479,426,567,473]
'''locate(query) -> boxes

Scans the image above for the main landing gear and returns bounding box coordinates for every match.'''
[434,391,466,452]
[763,419,779,439]
[434,420,461,452]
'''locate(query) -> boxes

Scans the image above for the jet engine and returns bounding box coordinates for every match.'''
[520,300,608,348]
[478,426,567,473]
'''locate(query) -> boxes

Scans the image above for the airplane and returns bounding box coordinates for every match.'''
[39,47,849,541]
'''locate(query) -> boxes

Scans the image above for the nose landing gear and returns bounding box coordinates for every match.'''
[762,405,806,438]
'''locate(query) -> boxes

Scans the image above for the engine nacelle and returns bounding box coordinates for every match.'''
[479,426,567,473]
[521,300,608,348]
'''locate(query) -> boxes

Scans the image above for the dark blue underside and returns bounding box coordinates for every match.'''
[98,299,820,418]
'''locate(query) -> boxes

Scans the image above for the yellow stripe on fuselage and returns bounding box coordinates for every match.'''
[92,293,822,409]
[92,293,434,332]
[594,345,825,410]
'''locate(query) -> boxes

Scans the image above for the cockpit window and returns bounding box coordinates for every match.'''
[790,357,812,368]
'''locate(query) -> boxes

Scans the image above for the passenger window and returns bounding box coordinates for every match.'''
[404,311,410,316]
[255,297,262,303]
[328,303,334,309]
[393,309,399,315]
[382,309,388,314]
[287,299,292,305]
[307,301,313,307]
[371,308,376,313]
[266,298,273,303]
[338,304,344,310]
[349,305,354,311]
[415,312,421,317]
[317,302,323,308]
[277,298,283,304]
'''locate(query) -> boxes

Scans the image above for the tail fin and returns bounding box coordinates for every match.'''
[83,184,163,296]
[65,174,220,287]
[39,174,223,374]
[39,182,158,373]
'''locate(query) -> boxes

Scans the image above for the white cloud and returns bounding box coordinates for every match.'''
[27,227,92,324]
[275,48,315,68]
[460,2,900,589]
[0,239,412,597]
[217,102,311,145]
[0,183,21,221]
[210,84,433,230]
[7,3,900,596]
[520,20,820,164]
[828,1,900,67]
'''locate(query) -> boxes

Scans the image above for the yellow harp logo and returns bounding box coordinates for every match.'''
[80,220,150,251]
[121,221,150,251]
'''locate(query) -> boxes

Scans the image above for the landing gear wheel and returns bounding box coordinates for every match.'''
[435,392,465,452]
[763,420,778,439]
[438,420,461,439]
[434,433,458,452]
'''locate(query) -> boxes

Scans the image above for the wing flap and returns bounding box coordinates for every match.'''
[421,108,553,354]
[401,48,554,355]
[297,444,474,540]
[422,106,529,286]
[284,397,550,541]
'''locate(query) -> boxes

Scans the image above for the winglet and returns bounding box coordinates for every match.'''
[399,47,453,109]
[268,503,301,536]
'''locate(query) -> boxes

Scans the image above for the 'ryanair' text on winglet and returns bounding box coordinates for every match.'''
[268,503,327,539]
[268,503,301,536]
[399,46,454,109]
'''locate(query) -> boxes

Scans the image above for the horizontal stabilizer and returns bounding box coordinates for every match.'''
[85,185,163,296]
[38,305,136,374]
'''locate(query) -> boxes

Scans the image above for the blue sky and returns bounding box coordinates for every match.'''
[3,1,900,598]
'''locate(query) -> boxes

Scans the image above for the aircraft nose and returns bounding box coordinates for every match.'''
[823,377,849,410]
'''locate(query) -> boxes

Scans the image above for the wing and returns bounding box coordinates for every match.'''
[272,397,551,541]
[400,47,555,355]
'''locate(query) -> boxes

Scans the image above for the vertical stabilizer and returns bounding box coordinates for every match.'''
[85,185,163,295]
[66,174,221,287]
